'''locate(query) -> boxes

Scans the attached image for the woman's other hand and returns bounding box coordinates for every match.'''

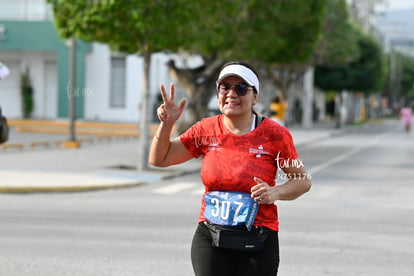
[251,177,278,204]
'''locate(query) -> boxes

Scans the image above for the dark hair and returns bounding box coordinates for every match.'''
[220,61,260,94]
[272,96,281,103]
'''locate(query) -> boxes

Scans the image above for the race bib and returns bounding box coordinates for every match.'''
[204,191,259,231]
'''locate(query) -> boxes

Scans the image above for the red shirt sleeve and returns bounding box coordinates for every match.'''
[180,116,221,158]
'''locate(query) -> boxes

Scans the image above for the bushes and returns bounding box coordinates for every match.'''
[21,68,34,118]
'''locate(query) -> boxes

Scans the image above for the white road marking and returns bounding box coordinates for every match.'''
[308,132,391,174]
[191,188,205,195]
[309,147,362,174]
[309,185,343,199]
[153,182,197,194]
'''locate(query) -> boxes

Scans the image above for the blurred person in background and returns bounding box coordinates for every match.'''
[269,93,288,127]
[400,104,412,133]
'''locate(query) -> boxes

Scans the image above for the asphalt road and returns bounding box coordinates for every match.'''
[0,120,413,276]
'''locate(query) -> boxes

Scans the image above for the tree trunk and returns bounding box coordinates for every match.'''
[137,52,151,171]
[267,64,307,100]
[302,66,314,129]
[335,91,344,129]
[167,57,224,133]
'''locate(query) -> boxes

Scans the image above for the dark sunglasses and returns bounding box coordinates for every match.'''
[218,82,253,97]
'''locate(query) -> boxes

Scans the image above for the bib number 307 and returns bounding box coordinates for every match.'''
[204,191,259,230]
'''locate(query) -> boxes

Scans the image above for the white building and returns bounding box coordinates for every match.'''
[0,0,192,123]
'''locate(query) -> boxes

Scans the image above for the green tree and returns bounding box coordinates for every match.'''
[313,0,360,66]
[47,0,194,170]
[348,34,384,92]
[165,1,246,131]
[399,55,414,104]
[21,68,34,119]
[315,31,385,126]
[261,0,361,99]
[315,31,384,93]
[168,0,327,126]
[243,0,327,98]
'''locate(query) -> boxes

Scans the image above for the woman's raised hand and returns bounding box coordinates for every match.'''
[157,83,187,124]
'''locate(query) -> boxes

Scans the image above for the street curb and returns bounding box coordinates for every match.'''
[0,182,145,194]
[160,168,201,180]
[0,167,202,194]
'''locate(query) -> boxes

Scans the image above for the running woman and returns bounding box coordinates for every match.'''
[149,61,311,276]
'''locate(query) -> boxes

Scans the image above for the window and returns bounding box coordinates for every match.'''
[0,0,53,20]
[109,56,126,108]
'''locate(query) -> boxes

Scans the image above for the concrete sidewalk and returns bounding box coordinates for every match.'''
[0,123,340,193]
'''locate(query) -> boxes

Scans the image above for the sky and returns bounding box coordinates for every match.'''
[377,0,414,56]
[387,0,414,10]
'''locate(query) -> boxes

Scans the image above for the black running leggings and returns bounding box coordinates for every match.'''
[191,222,279,276]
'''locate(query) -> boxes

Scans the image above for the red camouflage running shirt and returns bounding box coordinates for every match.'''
[180,115,298,232]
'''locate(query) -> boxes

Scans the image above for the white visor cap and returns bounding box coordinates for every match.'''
[216,64,260,94]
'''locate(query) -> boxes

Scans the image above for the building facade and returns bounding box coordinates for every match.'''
[0,0,181,123]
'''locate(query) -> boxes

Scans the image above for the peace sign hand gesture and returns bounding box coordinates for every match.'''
[157,83,187,124]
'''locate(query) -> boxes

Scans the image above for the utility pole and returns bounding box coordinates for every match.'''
[63,37,80,148]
